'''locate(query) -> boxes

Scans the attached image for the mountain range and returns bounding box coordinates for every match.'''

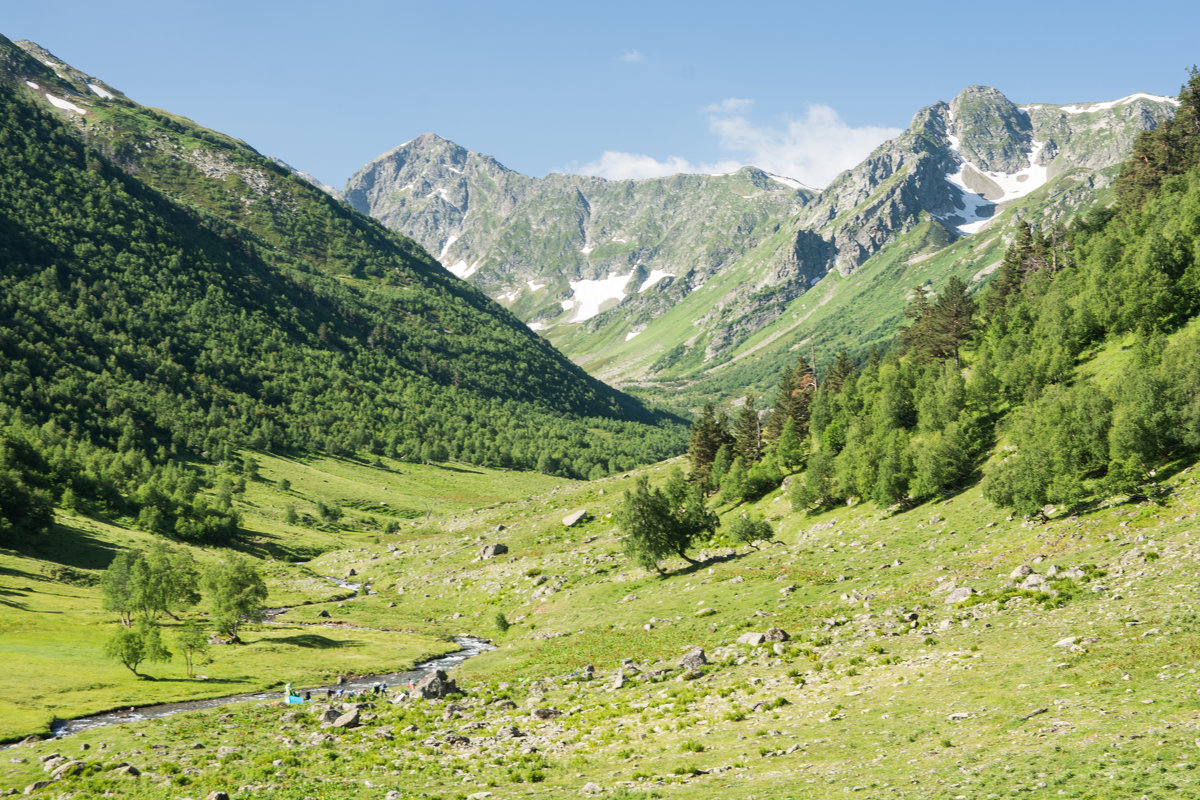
[341,86,1177,404]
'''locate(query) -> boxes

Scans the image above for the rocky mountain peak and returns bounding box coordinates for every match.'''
[948,85,1032,173]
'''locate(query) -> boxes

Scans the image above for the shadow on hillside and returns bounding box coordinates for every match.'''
[265,633,363,650]
[671,550,746,578]
[25,522,119,571]
[0,588,30,610]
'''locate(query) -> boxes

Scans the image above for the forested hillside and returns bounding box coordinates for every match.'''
[0,42,686,544]
[692,71,1200,518]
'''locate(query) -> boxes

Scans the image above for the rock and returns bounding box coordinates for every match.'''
[112,765,140,777]
[413,669,462,699]
[320,709,342,726]
[467,792,493,800]
[444,733,470,746]
[772,642,786,656]
[679,647,707,671]
[738,632,767,646]
[931,579,957,595]
[531,707,562,720]
[316,609,331,618]
[23,782,52,795]
[331,709,360,729]
[1009,564,1033,581]
[345,568,357,577]
[1053,636,1078,648]
[765,627,790,642]
[611,670,627,690]
[1061,566,1086,579]
[1020,573,1047,590]
[1120,550,1146,566]
[497,725,526,738]
[944,587,976,604]
[206,793,231,800]
[581,782,603,795]
[479,543,508,559]
[49,760,86,780]
[695,607,716,617]
[562,509,589,527]
[40,756,65,772]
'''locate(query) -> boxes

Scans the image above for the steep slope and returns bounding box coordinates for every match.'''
[348,88,1175,407]
[0,34,685,505]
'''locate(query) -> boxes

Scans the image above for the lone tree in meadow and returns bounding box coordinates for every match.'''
[617,469,718,574]
[105,619,172,678]
[205,555,268,641]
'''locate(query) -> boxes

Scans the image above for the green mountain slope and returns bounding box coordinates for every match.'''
[0,35,686,547]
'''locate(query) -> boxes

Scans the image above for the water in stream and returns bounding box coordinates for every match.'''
[48,635,494,739]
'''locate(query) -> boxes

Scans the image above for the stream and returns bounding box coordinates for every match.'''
[44,570,492,739]
[48,635,495,738]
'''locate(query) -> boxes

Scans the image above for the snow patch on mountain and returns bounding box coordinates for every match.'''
[46,94,86,114]
[768,173,815,192]
[447,260,479,279]
[561,273,633,322]
[1058,92,1179,114]
[87,83,114,100]
[940,126,1050,235]
[527,281,546,292]
[24,80,39,89]
[439,235,459,260]
[638,269,673,292]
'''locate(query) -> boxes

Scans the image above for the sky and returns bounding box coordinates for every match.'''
[5,1,1197,189]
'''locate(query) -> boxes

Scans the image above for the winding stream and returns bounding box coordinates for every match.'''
[49,635,495,738]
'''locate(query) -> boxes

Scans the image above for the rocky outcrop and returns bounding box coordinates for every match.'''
[412,669,462,699]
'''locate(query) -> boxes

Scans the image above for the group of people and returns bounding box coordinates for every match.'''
[284,679,417,703]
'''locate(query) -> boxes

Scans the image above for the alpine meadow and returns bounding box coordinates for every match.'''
[4,21,1200,800]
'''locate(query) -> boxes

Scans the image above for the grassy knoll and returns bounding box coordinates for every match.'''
[5,450,1200,797]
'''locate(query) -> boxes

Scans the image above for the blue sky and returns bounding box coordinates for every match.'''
[5,1,1196,187]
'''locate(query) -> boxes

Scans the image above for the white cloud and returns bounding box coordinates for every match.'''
[701,97,754,114]
[568,99,903,188]
[619,49,644,63]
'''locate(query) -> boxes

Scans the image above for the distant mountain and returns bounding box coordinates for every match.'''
[345,88,1176,405]
[0,33,685,495]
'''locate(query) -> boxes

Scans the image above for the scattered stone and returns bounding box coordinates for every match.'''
[1010,565,1033,581]
[581,782,603,795]
[319,709,342,726]
[479,543,508,559]
[331,709,360,729]
[40,756,65,773]
[412,669,462,699]
[497,725,526,738]
[1020,573,1048,590]
[765,628,790,642]
[695,608,716,617]
[679,647,707,671]
[444,733,470,746]
[112,765,140,777]
[945,587,976,604]
[1120,550,1146,566]
[1053,636,1078,649]
[345,568,357,578]
[531,707,562,720]
[1062,566,1086,579]
[611,670,627,690]
[49,760,86,780]
[772,642,786,656]
[206,793,231,800]
[562,509,589,527]
[23,782,52,795]
[1019,708,1049,722]
[316,609,331,618]
[738,632,767,646]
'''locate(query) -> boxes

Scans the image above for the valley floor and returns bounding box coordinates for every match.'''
[5,455,1200,798]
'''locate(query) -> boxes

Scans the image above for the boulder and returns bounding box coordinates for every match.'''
[531,707,562,720]
[206,793,231,800]
[944,587,976,604]
[581,782,603,795]
[320,708,342,726]
[1061,566,1086,579]
[444,733,470,746]
[49,760,86,780]
[316,609,331,618]
[679,647,707,672]
[1053,636,1078,648]
[765,627,790,643]
[737,632,767,646]
[562,509,588,527]
[23,782,52,795]
[1020,573,1047,590]
[611,670,627,690]
[1009,564,1033,581]
[497,725,526,738]
[112,765,140,777]
[479,543,508,559]
[412,669,462,699]
[331,709,360,729]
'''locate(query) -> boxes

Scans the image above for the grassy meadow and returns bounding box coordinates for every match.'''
[5,445,1200,798]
